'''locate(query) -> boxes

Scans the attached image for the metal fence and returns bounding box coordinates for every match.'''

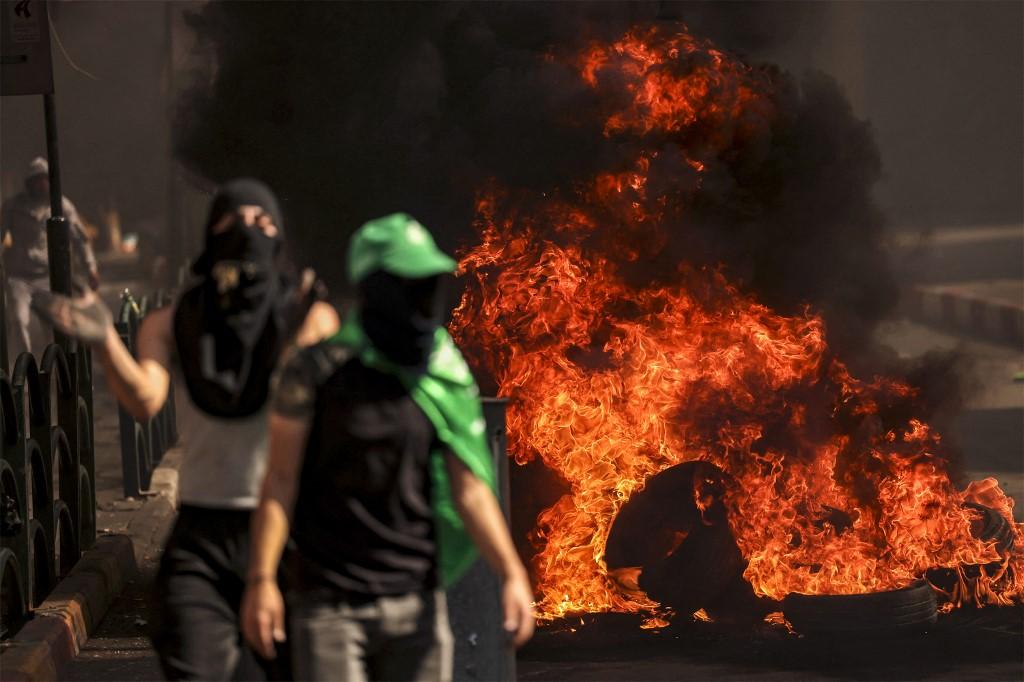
[0,341,95,638]
[114,290,177,499]
[0,279,181,637]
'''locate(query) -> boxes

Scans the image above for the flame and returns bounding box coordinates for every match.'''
[764,611,795,634]
[450,24,1024,622]
[640,616,671,630]
[692,609,713,623]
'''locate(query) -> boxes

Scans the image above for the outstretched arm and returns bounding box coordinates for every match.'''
[444,452,536,646]
[36,280,337,423]
[30,288,172,419]
[98,307,172,420]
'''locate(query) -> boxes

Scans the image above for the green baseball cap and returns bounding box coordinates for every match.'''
[347,212,457,285]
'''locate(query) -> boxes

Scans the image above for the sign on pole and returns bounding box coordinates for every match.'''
[1,0,54,96]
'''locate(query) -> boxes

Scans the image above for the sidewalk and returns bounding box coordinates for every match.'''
[902,279,1024,347]
[57,354,179,681]
[892,224,1024,346]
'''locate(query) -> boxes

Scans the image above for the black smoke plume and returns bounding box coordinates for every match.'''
[176,2,895,354]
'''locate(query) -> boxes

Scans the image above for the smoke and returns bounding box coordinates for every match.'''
[1,1,171,238]
[178,1,920,367]
[176,3,651,239]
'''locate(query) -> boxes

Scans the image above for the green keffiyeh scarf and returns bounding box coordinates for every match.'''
[329,313,496,587]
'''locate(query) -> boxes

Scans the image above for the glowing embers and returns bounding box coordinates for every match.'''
[449,22,1024,622]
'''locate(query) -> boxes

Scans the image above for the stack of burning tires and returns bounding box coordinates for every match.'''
[605,461,1018,636]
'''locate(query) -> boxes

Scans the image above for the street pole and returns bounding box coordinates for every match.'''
[164,1,180,287]
[43,90,73,348]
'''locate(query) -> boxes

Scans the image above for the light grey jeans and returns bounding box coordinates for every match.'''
[289,589,453,682]
[5,275,50,359]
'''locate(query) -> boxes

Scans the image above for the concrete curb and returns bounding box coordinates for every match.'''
[0,535,137,682]
[903,283,1024,347]
[0,452,180,681]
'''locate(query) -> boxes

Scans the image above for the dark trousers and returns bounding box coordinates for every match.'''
[152,505,286,681]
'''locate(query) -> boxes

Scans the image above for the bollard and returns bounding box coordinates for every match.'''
[447,398,517,682]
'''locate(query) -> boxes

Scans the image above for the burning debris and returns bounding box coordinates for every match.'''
[604,461,750,622]
[449,24,1023,628]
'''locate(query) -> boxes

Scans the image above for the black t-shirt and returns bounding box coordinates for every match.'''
[272,343,439,596]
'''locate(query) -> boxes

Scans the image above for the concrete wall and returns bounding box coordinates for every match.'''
[1,0,209,276]
[765,1,1023,231]
[2,2,170,237]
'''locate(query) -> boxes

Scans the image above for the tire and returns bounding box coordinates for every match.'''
[783,579,937,636]
[605,461,745,614]
[927,503,1015,593]
[965,502,1015,553]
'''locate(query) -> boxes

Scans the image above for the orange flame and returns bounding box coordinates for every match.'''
[450,25,1023,622]
[764,611,795,634]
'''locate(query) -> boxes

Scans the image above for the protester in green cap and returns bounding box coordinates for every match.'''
[241,213,535,681]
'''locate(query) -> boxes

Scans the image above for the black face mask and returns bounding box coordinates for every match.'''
[359,271,443,371]
[195,214,279,270]
[205,218,279,266]
[174,178,295,418]
[201,221,280,314]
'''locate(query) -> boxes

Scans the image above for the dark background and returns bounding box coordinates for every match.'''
[1,1,1021,281]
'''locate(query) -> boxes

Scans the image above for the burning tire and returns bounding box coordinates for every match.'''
[782,579,937,636]
[925,502,1016,599]
[965,502,1015,553]
[605,461,748,615]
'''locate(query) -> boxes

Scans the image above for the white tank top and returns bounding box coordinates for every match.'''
[172,366,269,509]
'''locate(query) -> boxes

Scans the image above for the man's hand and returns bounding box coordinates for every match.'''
[240,578,287,660]
[443,451,537,647]
[242,414,311,662]
[30,289,113,345]
[502,571,536,647]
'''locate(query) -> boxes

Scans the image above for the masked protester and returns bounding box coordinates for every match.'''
[241,213,535,682]
[2,156,99,357]
[32,179,339,681]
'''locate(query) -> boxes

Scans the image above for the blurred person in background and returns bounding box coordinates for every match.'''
[1,156,99,357]
[241,213,534,681]
[33,178,339,680]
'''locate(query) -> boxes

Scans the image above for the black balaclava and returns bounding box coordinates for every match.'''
[191,178,284,277]
[359,271,443,372]
[174,178,295,418]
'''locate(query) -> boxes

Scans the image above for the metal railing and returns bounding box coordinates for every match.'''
[115,290,178,499]
[0,341,95,638]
